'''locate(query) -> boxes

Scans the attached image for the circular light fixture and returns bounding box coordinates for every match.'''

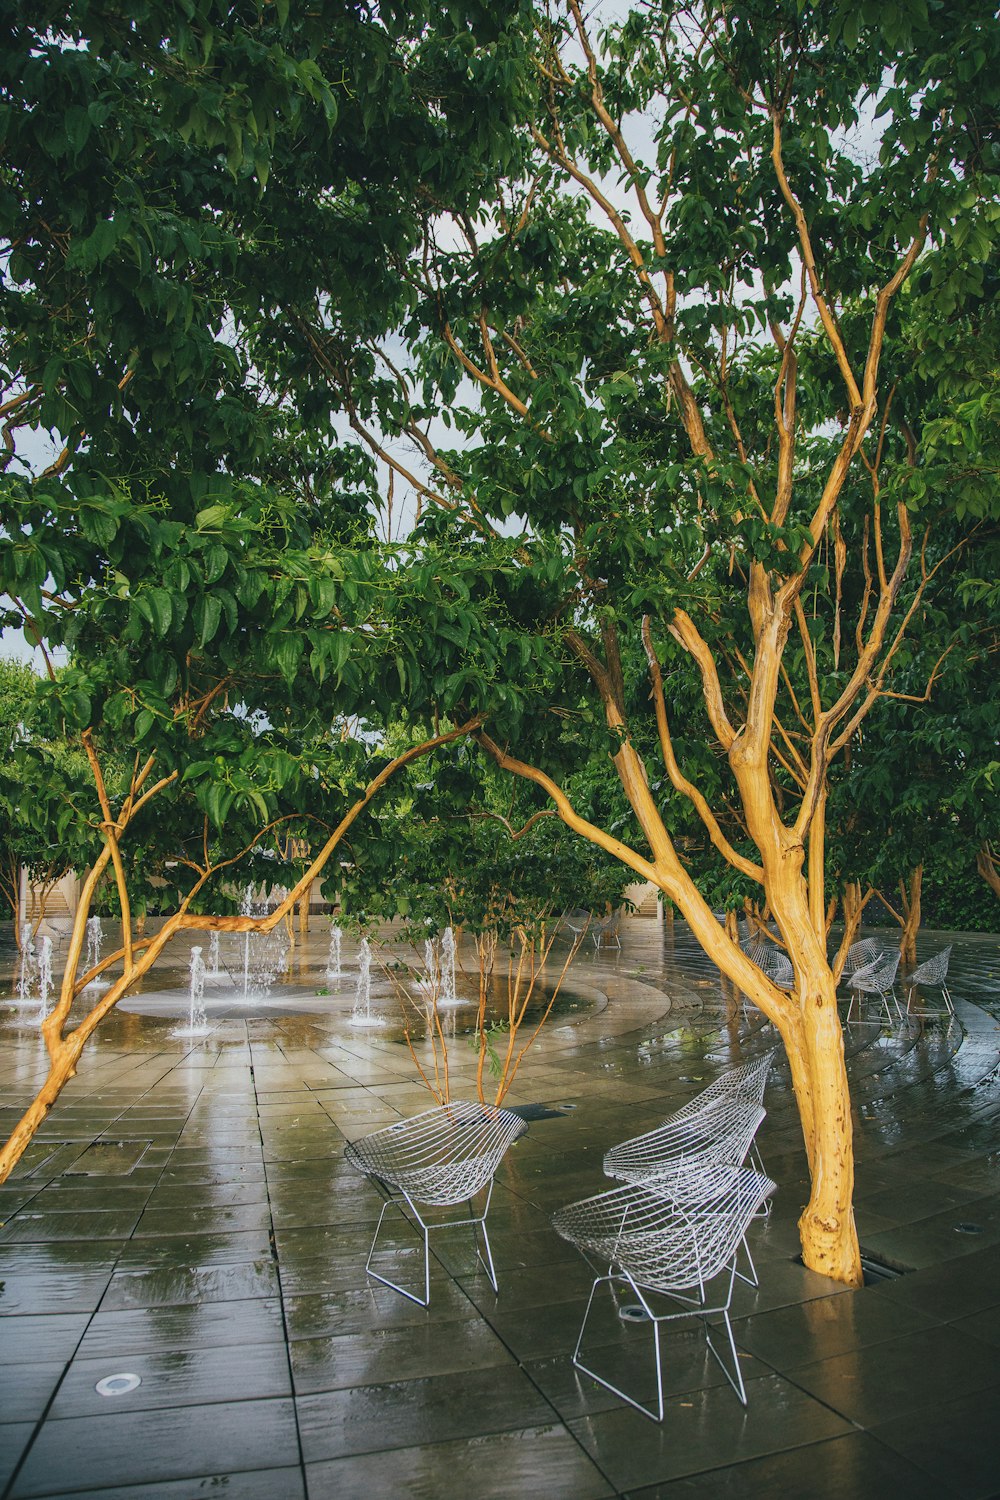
[95,1373,142,1397]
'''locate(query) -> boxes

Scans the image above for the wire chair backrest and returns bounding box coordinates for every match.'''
[911,945,952,987]
[344,1102,527,1205]
[694,1050,777,1109]
[604,1096,766,1182]
[848,947,901,994]
[552,1168,775,1293]
[843,937,885,975]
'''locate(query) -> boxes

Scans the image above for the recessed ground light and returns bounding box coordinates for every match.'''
[619,1304,649,1322]
[954,1222,985,1235]
[95,1373,141,1397]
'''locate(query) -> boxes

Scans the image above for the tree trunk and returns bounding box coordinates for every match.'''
[899,864,922,965]
[778,984,860,1283]
[977,843,1000,901]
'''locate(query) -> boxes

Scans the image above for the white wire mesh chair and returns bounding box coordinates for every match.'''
[603,1095,768,1283]
[603,1095,765,1181]
[690,1050,777,1110]
[906,945,955,1016]
[344,1102,528,1306]
[743,940,795,992]
[842,937,886,976]
[552,1165,776,1421]
[591,910,623,949]
[844,947,903,1025]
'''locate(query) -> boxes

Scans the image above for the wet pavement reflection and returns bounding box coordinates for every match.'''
[1,918,998,1498]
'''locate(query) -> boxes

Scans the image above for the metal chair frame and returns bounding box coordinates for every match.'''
[656,1052,776,1188]
[841,937,886,976]
[906,945,955,1016]
[552,1168,775,1422]
[344,1102,527,1306]
[603,1096,768,1283]
[844,948,903,1025]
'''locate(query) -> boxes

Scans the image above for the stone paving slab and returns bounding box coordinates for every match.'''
[0,918,998,1498]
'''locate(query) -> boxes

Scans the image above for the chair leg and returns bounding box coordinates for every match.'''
[364,1196,432,1307]
[469,1180,499,1292]
[572,1275,666,1423]
[734,1232,758,1288]
[703,1305,748,1406]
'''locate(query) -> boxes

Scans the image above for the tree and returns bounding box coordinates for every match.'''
[280,1,1000,1284]
[0,0,530,1180]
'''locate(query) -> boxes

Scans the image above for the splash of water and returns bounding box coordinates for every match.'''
[231,885,285,1002]
[84,916,109,990]
[326,923,343,982]
[349,937,385,1027]
[206,930,221,977]
[37,936,53,1017]
[15,925,37,1005]
[440,926,457,1004]
[174,946,211,1037]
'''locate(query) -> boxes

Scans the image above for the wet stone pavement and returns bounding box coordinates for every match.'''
[1,918,999,1499]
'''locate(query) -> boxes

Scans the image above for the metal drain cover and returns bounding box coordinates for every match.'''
[95,1373,141,1397]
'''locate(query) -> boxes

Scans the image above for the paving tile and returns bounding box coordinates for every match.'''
[99,1260,279,1311]
[75,1297,286,1358]
[297,1363,555,1462]
[567,1372,852,1490]
[304,1423,614,1500]
[0,1210,142,1244]
[47,1340,292,1418]
[786,1323,1000,1426]
[290,1317,516,1394]
[21,1470,307,1499]
[0,1423,35,1491]
[0,1313,90,1365]
[733,1285,941,1369]
[0,1266,114,1317]
[626,1431,959,1499]
[869,1381,1000,1499]
[284,1280,478,1341]
[9,1400,300,1497]
[114,1229,272,1268]
[0,1363,65,1422]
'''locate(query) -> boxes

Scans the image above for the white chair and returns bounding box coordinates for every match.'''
[344,1102,527,1306]
[845,948,902,1025]
[842,937,885,976]
[691,1050,777,1110]
[906,945,954,1016]
[603,1094,768,1284]
[552,1166,776,1421]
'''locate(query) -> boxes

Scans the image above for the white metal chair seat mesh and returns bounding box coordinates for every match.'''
[743,940,794,991]
[906,945,954,1014]
[842,937,885,975]
[690,1050,776,1110]
[603,1097,765,1183]
[846,948,902,1023]
[344,1102,527,1306]
[551,1168,776,1419]
[344,1102,527,1205]
[552,1169,775,1290]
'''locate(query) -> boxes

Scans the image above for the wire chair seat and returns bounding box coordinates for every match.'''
[603,1096,765,1182]
[692,1049,776,1109]
[845,948,902,1025]
[842,937,886,976]
[344,1102,527,1305]
[552,1167,776,1420]
[741,939,795,994]
[604,1095,768,1282]
[906,944,954,1015]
